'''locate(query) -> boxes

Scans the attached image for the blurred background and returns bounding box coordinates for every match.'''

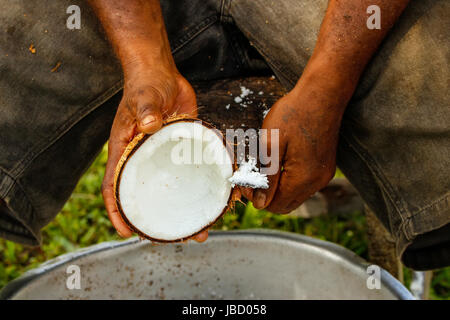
[0,145,448,299]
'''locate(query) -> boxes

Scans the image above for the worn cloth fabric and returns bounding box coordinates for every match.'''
[0,0,448,270]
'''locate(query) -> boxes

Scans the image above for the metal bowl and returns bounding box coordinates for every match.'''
[0,230,413,300]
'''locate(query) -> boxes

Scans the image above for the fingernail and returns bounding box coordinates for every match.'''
[253,191,266,209]
[141,114,156,126]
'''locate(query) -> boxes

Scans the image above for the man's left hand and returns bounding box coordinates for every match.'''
[242,78,343,214]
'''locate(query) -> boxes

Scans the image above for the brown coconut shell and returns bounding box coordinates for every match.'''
[113,117,237,243]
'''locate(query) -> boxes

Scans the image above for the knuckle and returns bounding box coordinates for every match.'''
[115,105,135,125]
[127,86,165,111]
[136,103,155,117]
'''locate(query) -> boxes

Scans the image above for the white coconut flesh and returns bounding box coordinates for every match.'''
[118,121,233,241]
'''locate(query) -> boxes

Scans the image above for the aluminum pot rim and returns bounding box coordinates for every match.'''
[0,229,414,300]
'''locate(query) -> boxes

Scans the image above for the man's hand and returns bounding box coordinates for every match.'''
[101,64,200,238]
[89,0,209,241]
[242,71,340,213]
[243,0,410,213]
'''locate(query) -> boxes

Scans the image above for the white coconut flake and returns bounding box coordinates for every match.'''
[228,157,269,189]
[234,86,254,106]
[225,104,230,110]
[239,86,253,98]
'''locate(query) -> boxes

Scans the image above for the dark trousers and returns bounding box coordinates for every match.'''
[0,0,449,270]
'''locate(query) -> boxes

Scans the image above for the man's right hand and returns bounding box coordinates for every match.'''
[89,0,208,242]
[101,62,199,239]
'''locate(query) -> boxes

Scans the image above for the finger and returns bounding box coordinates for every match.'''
[252,127,284,209]
[236,186,253,201]
[253,171,281,209]
[134,89,164,134]
[102,110,135,237]
[232,188,242,202]
[103,162,134,237]
[251,120,286,210]
[102,184,134,238]
[174,77,198,117]
[192,230,208,243]
[265,168,311,214]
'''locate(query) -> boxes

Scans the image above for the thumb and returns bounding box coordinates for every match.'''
[135,90,164,134]
[252,124,284,209]
[253,170,281,209]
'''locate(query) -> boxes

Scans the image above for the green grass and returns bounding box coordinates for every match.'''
[0,145,121,289]
[0,145,448,299]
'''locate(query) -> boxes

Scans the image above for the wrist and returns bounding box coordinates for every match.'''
[121,49,177,81]
[116,33,176,80]
[291,53,360,119]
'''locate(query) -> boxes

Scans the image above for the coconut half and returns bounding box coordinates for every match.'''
[114,118,234,242]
